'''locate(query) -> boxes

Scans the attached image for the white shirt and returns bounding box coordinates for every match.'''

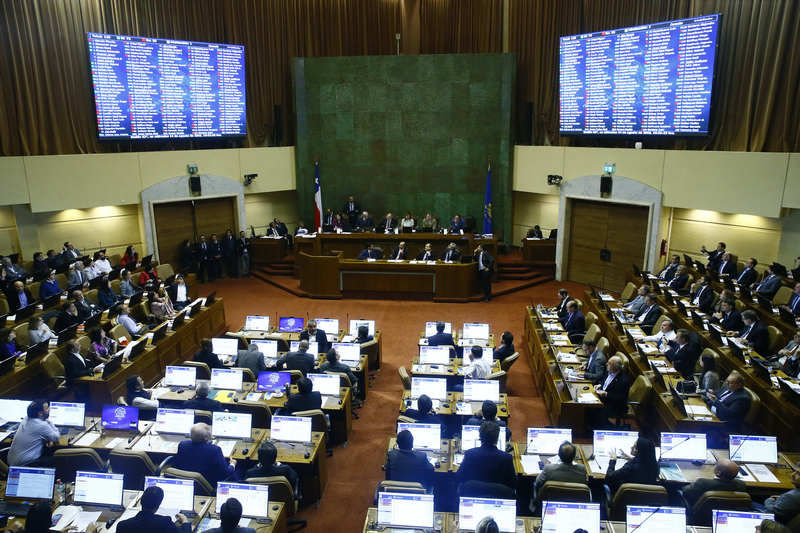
[71,351,87,367]
[95,258,112,274]
[478,252,487,270]
[601,372,617,391]
[176,283,188,302]
[692,285,708,306]
[637,305,654,322]
[643,329,676,344]
[465,356,493,379]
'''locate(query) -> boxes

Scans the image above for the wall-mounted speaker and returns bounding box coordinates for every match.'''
[189,176,201,194]
[600,175,612,197]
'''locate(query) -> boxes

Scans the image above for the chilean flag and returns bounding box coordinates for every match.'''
[313,162,323,232]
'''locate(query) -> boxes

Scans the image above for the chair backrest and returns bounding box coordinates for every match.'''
[55,273,68,289]
[620,282,637,301]
[628,374,652,405]
[774,285,793,306]
[614,351,631,372]
[458,480,515,500]
[573,298,583,310]
[398,366,411,389]
[360,337,380,369]
[682,275,693,291]
[766,325,783,354]
[77,335,91,355]
[585,312,598,330]
[241,367,256,382]
[397,415,416,424]
[583,323,601,344]
[109,323,132,343]
[0,456,8,479]
[743,387,760,426]
[698,348,720,373]
[194,410,213,424]
[246,476,296,514]
[84,289,99,305]
[288,369,304,384]
[596,337,610,355]
[652,313,669,334]
[53,448,106,482]
[41,353,65,381]
[325,370,352,389]
[162,467,214,496]
[292,409,327,433]
[230,401,271,428]
[12,323,30,347]
[486,370,506,381]
[734,299,745,312]
[500,352,519,372]
[109,449,157,490]
[690,491,752,527]
[610,483,668,521]
[111,279,121,294]
[377,480,426,495]
[181,360,211,380]
[156,264,175,280]
[786,513,800,532]
[539,481,591,503]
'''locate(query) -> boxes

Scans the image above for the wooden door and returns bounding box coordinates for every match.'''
[566,199,648,291]
[153,201,194,271]
[194,197,237,239]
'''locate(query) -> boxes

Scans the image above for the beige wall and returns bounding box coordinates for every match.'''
[0,207,19,256]
[245,191,300,234]
[512,192,559,243]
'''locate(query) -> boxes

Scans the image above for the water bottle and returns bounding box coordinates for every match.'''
[55,479,66,504]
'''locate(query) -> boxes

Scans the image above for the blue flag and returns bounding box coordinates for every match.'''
[483,165,493,234]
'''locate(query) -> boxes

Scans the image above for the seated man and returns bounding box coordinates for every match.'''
[384,429,434,489]
[442,242,461,263]
[665,329,702,379]
[781,282,800,316]
[404,394,443,426]
[658,255,681,281]
[304,319,330,353]
[580,338,607,384]
[356,325,373,343]
[456,421,516,490]
[194,338,225,369]
[54,302,81,332]
[236,343,268,377]
[592,356,631,428]
[449,215,464,233]
[244,441,300,494]
[39,270,62,300]
[667,265,690,292]
[705,371,751,433]
[463,345,493,379]
[689,276,715,314]
[357,243,381,260]
[681,458,745,507]
[389,241,408,260]
[8,281,33,313]
[710,299,744,332]
[736,257,758,286]
[526,225,543,239]
[63,339,99,383]
[761,461,800,525]
[554,288,572,317]
[275,340,315,375]
[634,293,661,335]
[624,285,648,315]
[355,211,373,230]
[427,321,455,347]
[173,423,235,487]
[183,381,223,412]
[559,301,585,339]
[465,400,510,441]
[117,303,147,337]
[73,290,97,320]
[8,400,59,467]
[753,263,784,300]
[642,318,676,347]
[93,250,112,274]
[209,499,254,533]
[117,485,191,533]
[738,310,769,355]
[2,257,27,282]
[318,348,358,390]
[416,243,436,261]
[283,377,322,413]
[775,330,800,378]
[376,212,396,233]
[493,331,514,360]
[533,442,587,504]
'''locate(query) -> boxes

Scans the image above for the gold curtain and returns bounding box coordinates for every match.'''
[419,0,503,54]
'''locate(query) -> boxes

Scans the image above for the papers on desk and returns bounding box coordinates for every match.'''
[133,436,179,454]
[520,454,542,475]
[736,466,757,483]
[556,352,580,364]
[150,387,171,400]
[655,366,678,374]
[426,456,437,466]
[626,328,645,340]
[745,463,780,484]
[455,401,473,415]
[550,334,571,346]
[543,322,564,331]
[600,293,616,302]
[216,439,238,457]
[578,392,601,404]
[197,517,250,533]
[72,511,102,532]
[659,463,687,482]
[53,505,82,531]
[540,311,559,320]
[104,437,126,449]
[386,259,404,263]
[0,430,13,442]
[638,343,659,354]
[685,404,713,417]
[729,337,747,349]
[245,392,263,402]
[73,431,101,447]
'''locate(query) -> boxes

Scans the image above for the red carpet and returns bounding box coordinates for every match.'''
[198,275,586,531]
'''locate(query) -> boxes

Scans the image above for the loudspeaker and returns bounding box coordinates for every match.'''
[271,104,283,146]
[600,175,612,197]
[189,176,201,194]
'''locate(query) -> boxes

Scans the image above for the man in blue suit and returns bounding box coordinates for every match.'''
[357,244,381,260]
[282,377,322,414]
[738,310,769,355]
[403,394,443,427]
[384,429,435,489]
[736,257,758,286]
[456,421,516,490]
[173,423,235,487]
[753,263,784,300]
[716,253,737,277]
[117,486,191,533]
[781,282,800,316]
[428,321,454,347]
[658,255,681,281]
[559,301,585,339]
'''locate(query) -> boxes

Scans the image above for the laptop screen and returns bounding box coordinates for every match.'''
[542,502,601,533]
[290,340,319,354]
[527,428,572,455]
[211,338,239,357]
[314,318,339,336]
[626,506,686,533]
[660,432,707,462]
[212,411,252,440]
[308,373,341,396]
[270,415,312,443]
[463,379,500,403]
[712,510,774,533]
[462,425,506,452]
[74,472,124,507]
[256,371,291,392]
[163,366,197,387]
[252,340,278,359]
[411,377,447,400]
[49,401,86,428]
[458,497,516,532]
[210,368,244,391]
[419,345,451,365]
[396,422,441,451]
[462,322,490,339]
[215,482,269,518]
[349,319,375,336]
[593,430,639,458]
[5,467,55,500]
[0,399,33,423]
[144,477,194,513]
[377,492,434,529]
[155,408,194,435]
[244,315,270,332]
[729,435,778,464]
[278,317,304,333]
[425,321,451,337]
[101,405,139,430]
[331,342,360,362]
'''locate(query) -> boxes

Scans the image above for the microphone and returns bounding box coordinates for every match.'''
[658,435,692,463]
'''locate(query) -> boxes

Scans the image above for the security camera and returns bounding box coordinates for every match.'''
[547,174,563,186]
[243,173,258,186]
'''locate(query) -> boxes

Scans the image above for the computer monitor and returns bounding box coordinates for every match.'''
[210,368,244,391]
[462,322,490,339]
[73,472,124,507]
[462,425,506,451]
[542,502,601,533]
[290,340,319,354]
[410,377,447,400]
[256,371,291,393]
[0,399,32,423]
[625,506,686,533]
[527,428,572,455]
[278,317,304,333]
[729,435,778,464]
[331,342,361,362]
[396,422,441,451]
[5,467,55,500]
[163,366,197,388]
[418,345,451,365]
[314,318,339,337]
[211,337,239,357]
[349,319,375,336]
[668,384,688,418]
[712,510,775,533]
[215,482,269,518]
[463,379,500,403]
[377,492,434,529]
[252,340,278,359]
[243,315,270,332]
[659,432,707,462]
[270,415,312,443]
[143,477,194,513]
[458,497,516,533]
[155,408,194,436]
[593,430,639,457]
[49,401,86,428]
[308,373,341,396]
[212,411,252,440]
[101,405,139,430]
[425,321,451,337]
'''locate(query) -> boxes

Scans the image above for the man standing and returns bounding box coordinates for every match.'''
[343,196,361,227]
[475,244,494,302]
[195,235,210,283]
[221,229,237,278]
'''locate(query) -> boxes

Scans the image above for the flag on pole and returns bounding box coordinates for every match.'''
[313,162,323,232]
[483,164,493,234]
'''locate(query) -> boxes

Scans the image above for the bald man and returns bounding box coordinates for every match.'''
[681,458,745,506]
[173,423,235,487]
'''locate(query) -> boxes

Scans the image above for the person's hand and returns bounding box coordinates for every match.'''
[9,521,24,531]
[707,392,717,402]
[596,390,607,398]
[85,522,98,533]
[619,449,632,460]
[58,525,78,533]
[175,513,188,525]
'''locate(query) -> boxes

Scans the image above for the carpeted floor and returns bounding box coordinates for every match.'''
[197,274,587,531]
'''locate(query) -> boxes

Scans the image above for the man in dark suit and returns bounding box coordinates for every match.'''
[493,331,514,360]
[275,340,315,375]
[533,442,587,505]
[8,281,33,313]
[442,242,461,263]
[738,310,769,355]
[781,282,800,316]
[449,215,465,234]
[376,213,396,233]
[63,339,98,383]
[658,255,681,281]
[389,242,408,261]
[221,229,237,278]
[244,441,300,494]
[581,339,607,384]
[682,458,745,508]
[322,209,335,231]
[592,356,632,427]
[753,263,784,300]
[173,423,235,487]
[236,231,250,277]
[355,211,373,230]
[634,293,662,335]
[736,257,758,286]
[705,371,751,433]
[283,377,322,413]
[416,243,436,261]
[207,499,255,533]
[403,394,443,426]
[428,322,455,347]
[716,253,737,277]
[690,275,715,314]
[195,234,211,283]
[167,274,191,310]
[116,485,191,533]
[183,382,222,412]
[61,242,81,264]
[236,343,268,377]
[554,288,573,318]
[456,421,516,490]
[45,249,64,271]
[343,196,361,227]
[526,225,543,239]
[194,339,225,369]
[54,302,81,332]
[208,234,223,280]
[665,329,702,379]
[710,299,743,332]
[304,320,331,353]
[701,242,726,270]
[474,244,494,302]
[318,348,358,391]
[384,429,434,489]
[273,218,292,247]
[465,400,510,441]
[72,290,96,320]
[357,244,381,260]
[668,265,690,293]
[559,301,585,339]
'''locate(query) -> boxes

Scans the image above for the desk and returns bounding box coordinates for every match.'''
[410,358,502,389]
[250,237,288,265]
[521,238,556,264]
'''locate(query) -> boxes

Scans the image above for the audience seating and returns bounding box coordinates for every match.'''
[247,476,307,531]
[606,483,668,521]
[182,360,211,380]
[161,464,214,495]
[687,491,752,527]
[53,448,108,482]
[109,449,159,490]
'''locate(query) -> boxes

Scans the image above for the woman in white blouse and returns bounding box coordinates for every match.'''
[27,316,54,344]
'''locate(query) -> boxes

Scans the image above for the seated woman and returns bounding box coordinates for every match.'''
[699,352,720,393]
[399,213,416,233]
[119,269,137,298]
[27,316,54,345]
[97,277,120,309]
[148,287,175,322]
[138,265,159,288]
[121,245,138,269]
[88,327,115,363]
[0,328,24,359]
[125,375,159,410]
[605,437,659,493]
[38,270,62,300]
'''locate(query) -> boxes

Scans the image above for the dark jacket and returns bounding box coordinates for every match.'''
[560,311,586,337]
[244,462,300,493]
[318,361,358,388]
[682,477,746,506]
[385,448,435,488]
[736,267,757,287]
[635,305,662,335]
[456,444,516,489]
[493,343,515,360]
[416,250,437,261]
[605,456,659,492]
[183,397,222,412]
[306,329,330,353]
[54,311,81,333]
[117,510,191,533]
[8,289,33,313]
[556,296,573,318]
[275,351,316,376]
[658,263,679,281]
[388,247,408,260]
[284,391,322,414]
[711,387,752,433]
[668,274,689,292]
[716,260,737,277]
[690,285,715,314]
[740,321,769,355]
[428,332,455,347]
[194,349,225,370]
[403,409,444,429]
[665,341,702,379]
[64,352,93,382]
[173,440,234,487]
[441,248,462,262]
[711,309,744,332]
[598,371,631,417]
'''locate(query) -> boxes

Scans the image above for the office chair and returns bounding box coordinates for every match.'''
[605,483,667,521]
[53,448,109,483]
[109,449,158,490]
[161,462,214,496]
[247,476,306,531]
[681,490,751,526]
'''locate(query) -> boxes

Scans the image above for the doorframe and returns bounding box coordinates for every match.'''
[555,175,663,281]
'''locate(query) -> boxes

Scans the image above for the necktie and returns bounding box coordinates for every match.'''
[479,252,485,270]
[446,251,451,261]
[743,324,753,338]
[397,250,402,260]
[719,390,732,402]
[792,294,799,312]
[565,313,573,326]
[719,262,726,274]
